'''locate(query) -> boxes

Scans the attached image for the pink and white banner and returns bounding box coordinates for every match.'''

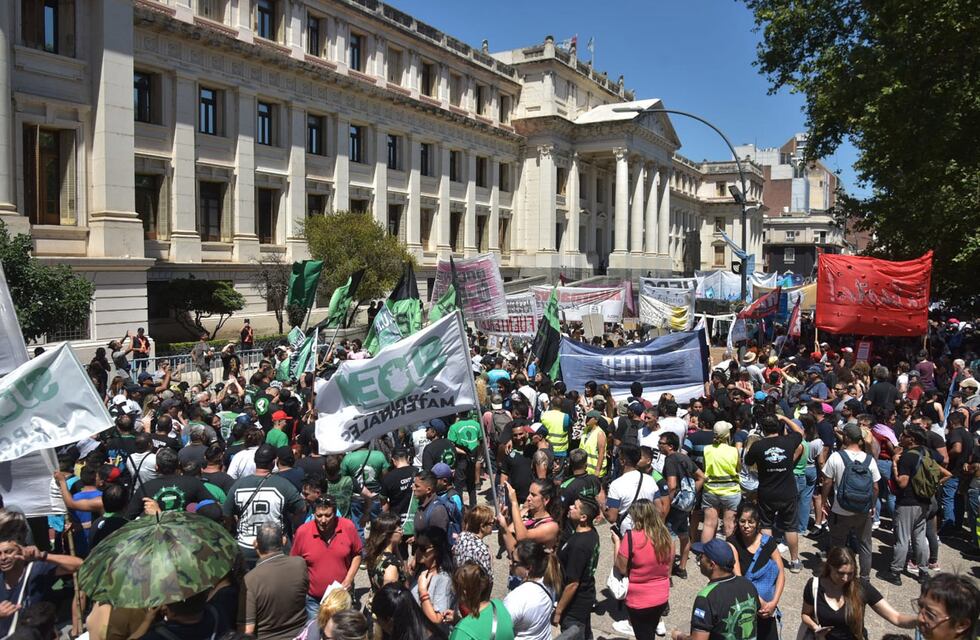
[431,253,507,320]
[531,286,625,323]
[474,293,540,337]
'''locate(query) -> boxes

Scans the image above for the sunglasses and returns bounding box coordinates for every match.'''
[314,496,337,508]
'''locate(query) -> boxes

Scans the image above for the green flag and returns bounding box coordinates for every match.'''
[388,262,422,338]
[363,302,403,356]
[428,257,463,324]
[291,330,318,378]
[286,260,324,309]
[531,286,561,380]
[325,269,366,328]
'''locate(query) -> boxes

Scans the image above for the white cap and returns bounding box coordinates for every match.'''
[112,394,127,405]
[713,421,732,439]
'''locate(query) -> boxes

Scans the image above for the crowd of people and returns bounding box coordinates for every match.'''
[0,312,978,640]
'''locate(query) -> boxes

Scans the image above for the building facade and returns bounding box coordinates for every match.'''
[735,134,850,277]
[1,0,764,343]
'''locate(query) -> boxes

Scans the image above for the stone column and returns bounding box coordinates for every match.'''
[657,167,671,255]
[437,144,451,251]
[0,0,16,220]
[233,89,259,263]
[489,157,500,251]
[645,163,659,254]
[537,145,556,252]
[168,74,201,262]
[567,152,580,256]
[287,0,303,58]
[373,127,388,226]
[586,163,597,254]
[630,159,645,254]
[286,105,309,260]
[613,147,629,254]
[464,152,477,255]
[333,116,350,211]
[406,136,421,248]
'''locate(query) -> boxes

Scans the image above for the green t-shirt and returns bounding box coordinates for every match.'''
[448,419,483,453]
[449,599,514,640]
[326,475,354,518]
[340,449,390,493]
[265,428,289,449]
[793,439,810,476]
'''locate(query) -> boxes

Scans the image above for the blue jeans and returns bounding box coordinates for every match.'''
[940,476,960,532]
[305,595,320,621]
[968,485,980,548]
[875,459,895,522]
[349,496,381,544]
[795,467,817,534]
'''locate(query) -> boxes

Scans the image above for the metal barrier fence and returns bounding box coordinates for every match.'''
[128,348,268,385]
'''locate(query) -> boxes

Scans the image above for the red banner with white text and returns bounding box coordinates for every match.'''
[816,251,932,336]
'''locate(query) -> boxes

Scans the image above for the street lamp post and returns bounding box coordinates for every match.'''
[613,106,751,301]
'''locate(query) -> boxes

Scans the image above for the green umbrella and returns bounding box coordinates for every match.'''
[78,511,239,608]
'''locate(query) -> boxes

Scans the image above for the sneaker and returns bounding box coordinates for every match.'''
[672,564,688,579]
[871,520,881,531]
[878,570,903,586]
[906,561,919,576]
[612,619,635,637]
[657,621,667,636]
[777,543,789,554]
[927,562,940,571]
[787,560,803,574]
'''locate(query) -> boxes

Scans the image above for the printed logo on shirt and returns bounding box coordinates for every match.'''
[722,595,758,640]
[694,608,707,620]
[153,485,188,512]
[763,447,787,464]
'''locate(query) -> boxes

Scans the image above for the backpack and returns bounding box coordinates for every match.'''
[423,493,462,544]
[491,410,511,443]
[671,458,698,513]
[909,449,942,500]
[834,451,875,513]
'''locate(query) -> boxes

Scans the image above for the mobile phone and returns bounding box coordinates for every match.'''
[814,626,832,635]
[610,523,622,538]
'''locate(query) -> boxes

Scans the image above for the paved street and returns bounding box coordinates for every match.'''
[354,495,980,640]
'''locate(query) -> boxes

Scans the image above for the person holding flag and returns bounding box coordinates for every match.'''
[530,286,561,381]
[364,262,423,355]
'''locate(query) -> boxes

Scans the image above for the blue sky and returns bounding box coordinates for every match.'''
[390,0,866,197]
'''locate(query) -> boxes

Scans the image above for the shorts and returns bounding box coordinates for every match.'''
[758,498,799,533]
[666,508,690,536]
[702,492,741,513]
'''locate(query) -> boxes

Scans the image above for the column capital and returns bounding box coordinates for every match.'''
[537,144,555,159]
[571,150,580,163]
[613,147,629,161]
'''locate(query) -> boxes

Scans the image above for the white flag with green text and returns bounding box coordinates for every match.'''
[314,312,477,453]
[0,343,113,463]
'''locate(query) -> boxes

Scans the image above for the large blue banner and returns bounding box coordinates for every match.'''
[559,331,709,404]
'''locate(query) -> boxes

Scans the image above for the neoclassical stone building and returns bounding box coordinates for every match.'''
[0,0,764,342]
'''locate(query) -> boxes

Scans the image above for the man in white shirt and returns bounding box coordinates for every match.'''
[820,422,880,580]
[656,400,688,447]
[604,444,659,532]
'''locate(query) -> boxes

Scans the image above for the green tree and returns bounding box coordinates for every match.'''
[744,0,980,306]
[0,220,95,342]
[165,277,245,339]
[250,253,291,334]
[304,211,415,306]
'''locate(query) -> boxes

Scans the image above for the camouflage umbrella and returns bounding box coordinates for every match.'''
[78,511,238,608]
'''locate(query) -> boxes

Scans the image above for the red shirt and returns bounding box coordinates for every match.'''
[290,517,362,599]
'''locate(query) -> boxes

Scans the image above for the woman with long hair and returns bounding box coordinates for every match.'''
[498,479,561,556]
[503,540,561,640]
[796,413,825,535]
[598,383,617,421]
[801,546,915,640]
[411,528,457,631]
[364,512,408,592]
[611,499,672,640]
[729,502,784,640]
[107,375,126,403]
[449,561,515,640]
[371,583,447,640]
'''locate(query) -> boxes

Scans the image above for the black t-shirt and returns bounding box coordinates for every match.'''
[686,430,716,470]
[744,433,803,501]
[803,577,882,640]
[90,515,129,550]
[380,465,417,523]
[559,473,602,540]
[278,467,305,492]
[125,475,213,518]
[730,534,779,576]
[500,449,534,503]
[865,381,899,411]
[296,455,326,480]
[152,433,182,452]
[895,447,937,506]
[690,574,759,640]
[663,451,697,484]
[421,438,456,471]
[201,471,235,494]
[816,419,837,452]
[139,605,227,640]
[925,432,947,465]
[220,353,242,380]
[615,417,641,447]
[946,427,973,474]
[557,528,600,623]
[106,434,138,458]
[178,443,208,467]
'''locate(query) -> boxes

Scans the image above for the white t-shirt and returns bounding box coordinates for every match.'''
[411,425,430,468]
[821,448,881,516]
[658,416,688,448]
[607,469,659,532]
[227,446,258,480]
[504,578,555,640]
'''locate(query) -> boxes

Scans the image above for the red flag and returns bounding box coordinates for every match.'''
[739,287,781,320]
[816,251,932,336]
[788,298,802,337]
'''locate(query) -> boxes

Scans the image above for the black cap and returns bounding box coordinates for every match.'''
[254,444,278,466]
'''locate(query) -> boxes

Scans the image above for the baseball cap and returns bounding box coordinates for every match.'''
[111,394,128,406]
[271,410,289,421]
[490,394,504,410]
[235,414,252,427]
[137,372,153,383]
[754,391,768,402]
[428,418,448,435]
[254,444,278,466]
[431,463,453,480]
[713,421,732,439]
[268,380,283,390]
[691,539,735,569]
[807,365,823,375]
[820,402,835,415]
[628,401,645,416]
[534,424,548,438]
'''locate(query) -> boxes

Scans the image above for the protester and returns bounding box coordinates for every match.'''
[243,522,308,639]
[554,495,600,639]
[371,583,445,640]
[449,561,514,640]
[729,502,785,640]
[611,499,673,640]
[411,528,456,631]
[503,540,560,640]
[365,512,408,591]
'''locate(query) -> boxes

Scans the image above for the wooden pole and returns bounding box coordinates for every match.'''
[66,530,83,637]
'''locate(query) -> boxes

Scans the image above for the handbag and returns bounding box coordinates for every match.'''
[794,577,820,640]
[606,529,633,601]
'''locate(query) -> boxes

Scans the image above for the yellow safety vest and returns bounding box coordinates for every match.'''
[541,409,569,454]
[581,427,605,476]
[704,443,740,496]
